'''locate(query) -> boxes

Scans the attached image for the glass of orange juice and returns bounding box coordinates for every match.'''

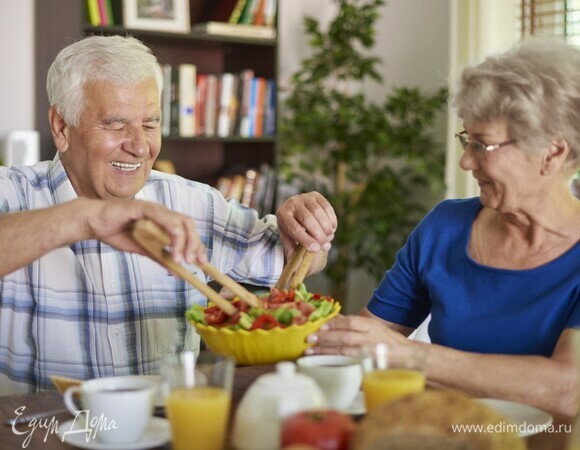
[360,343,427,413]
[162,351,235,450]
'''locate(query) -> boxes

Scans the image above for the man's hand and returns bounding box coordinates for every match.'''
[276,192,337,255]
[0,197,207,277]
[85,198,207,265]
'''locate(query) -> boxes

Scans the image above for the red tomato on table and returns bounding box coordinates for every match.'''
[281,410,355,450]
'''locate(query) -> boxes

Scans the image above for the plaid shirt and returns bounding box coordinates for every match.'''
[0,154,283,394]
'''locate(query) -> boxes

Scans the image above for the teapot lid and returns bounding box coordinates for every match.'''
[257,361,317,389]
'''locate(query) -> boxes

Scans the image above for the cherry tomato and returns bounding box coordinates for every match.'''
[224,311,241,326]
[235,299,249,312]
[267,289,295,304]
[281,410,355,450]
[296,301,316,317]
[204,305,227,325]
[250,314,280,330]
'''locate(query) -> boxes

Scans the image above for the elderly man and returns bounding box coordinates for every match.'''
[0,35,337,394]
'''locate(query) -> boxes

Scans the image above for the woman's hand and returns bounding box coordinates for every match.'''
[305,314,411,358]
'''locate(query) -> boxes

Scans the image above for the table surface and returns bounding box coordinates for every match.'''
[0,365,573,450]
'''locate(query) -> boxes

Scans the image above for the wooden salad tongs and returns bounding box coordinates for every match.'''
[132,219,261,315]
[274,245,315,291]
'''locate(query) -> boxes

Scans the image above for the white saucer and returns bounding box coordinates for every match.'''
[344,391,366,415]
[477,398,553,437]
[57,417,170,450]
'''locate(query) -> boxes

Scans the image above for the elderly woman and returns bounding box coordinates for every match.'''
[307,38,580,416]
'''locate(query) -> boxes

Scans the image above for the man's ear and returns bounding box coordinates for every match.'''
[541,138,568,176]
[48,106,70,153]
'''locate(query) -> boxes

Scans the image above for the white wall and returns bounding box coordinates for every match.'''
[0,0,35,138]
[279,0,450,95]
[279,0,450,312]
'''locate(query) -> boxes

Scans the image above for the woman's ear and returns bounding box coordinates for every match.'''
[48,106,70,153]
[541,138,568,176]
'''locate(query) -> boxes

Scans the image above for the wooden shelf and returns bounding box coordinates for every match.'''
[163,136,277,144]
[84,25,278,47]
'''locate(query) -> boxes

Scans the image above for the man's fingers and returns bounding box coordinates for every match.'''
[142,203,206,265]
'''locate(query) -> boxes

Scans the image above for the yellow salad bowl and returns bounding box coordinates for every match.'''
[190,301,341,365]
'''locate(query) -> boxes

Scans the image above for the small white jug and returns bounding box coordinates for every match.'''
[232,361,328,450]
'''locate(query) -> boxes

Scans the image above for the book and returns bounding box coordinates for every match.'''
[263,168,277,214]
[110,0,122,26]
[178,64,196,137]
[253,77,267,137]
[257,164,277,215]
[105,0,115,25]
[239,0,260,24]
[241,168,258,207]
[250,164,267,211]
[161,64,173,137]
[216,176,232,197]
[217,73,235,137]
[234,69,254,135]
[226,174,246,202]
[86,0,100,26]
[205,74,218,137]
[228,75,240,136]
[153,159,176,174]
[192,22,276,39]
[228,0,250,24]
[244,77,258,138]
[169,67,180,136]
[195,74,208,136]
[252,0,267,26]
[97,0,109,26]
[213,76,223,136]
[263,0,278,27]
[246,77,266,137]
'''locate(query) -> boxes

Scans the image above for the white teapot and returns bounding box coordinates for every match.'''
[232,361,328,450]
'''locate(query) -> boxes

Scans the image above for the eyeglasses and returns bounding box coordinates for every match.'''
[455,130,517,155]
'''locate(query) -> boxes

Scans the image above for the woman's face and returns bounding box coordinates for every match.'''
[459,119,545,213]
[59,77,162,200]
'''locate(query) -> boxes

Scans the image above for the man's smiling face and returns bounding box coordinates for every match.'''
[59,77,162,199]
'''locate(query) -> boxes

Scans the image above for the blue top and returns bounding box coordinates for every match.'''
[367,198,580,357]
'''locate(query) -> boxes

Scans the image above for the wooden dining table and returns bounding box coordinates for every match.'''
[0,364,573,450]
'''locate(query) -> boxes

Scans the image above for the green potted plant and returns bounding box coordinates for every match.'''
[278,0,448,301]
[572,170,580,199]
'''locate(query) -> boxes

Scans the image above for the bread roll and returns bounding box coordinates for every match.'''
[49,375,82,394]
[351,390,525,450]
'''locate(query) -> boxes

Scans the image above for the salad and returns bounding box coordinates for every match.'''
[186,283,335,331]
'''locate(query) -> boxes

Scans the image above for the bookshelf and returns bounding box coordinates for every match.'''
[34,0,278,212]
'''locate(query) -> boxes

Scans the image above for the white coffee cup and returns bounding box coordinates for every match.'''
[63,375,158,445]
[296,355,362,411]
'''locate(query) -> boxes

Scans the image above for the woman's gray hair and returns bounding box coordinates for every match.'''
[47,35,163,127]
[453,37,580,171]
